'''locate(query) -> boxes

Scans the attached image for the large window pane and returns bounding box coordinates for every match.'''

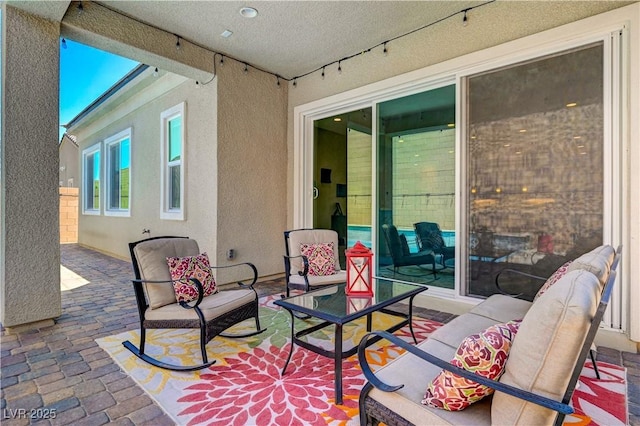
[377,85,456,288]
[465,43,604,299]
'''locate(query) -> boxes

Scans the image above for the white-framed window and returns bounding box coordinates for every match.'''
[105,128,132,217]
[81,143,101,215]
[160,102,185,220]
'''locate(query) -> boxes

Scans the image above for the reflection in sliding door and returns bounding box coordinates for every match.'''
[377,85,456,288]
[465,43,604,300]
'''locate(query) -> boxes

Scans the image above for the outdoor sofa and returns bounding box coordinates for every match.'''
[358,244,618,425]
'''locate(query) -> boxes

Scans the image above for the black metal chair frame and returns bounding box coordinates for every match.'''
[382,224,437,278]
[283,229,346,297]
[358,249,621,426]
[124,236,266,371]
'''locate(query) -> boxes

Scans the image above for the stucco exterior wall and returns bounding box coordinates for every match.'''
[74,73,220,263]
[1,6,61,327]
[216,60,288,284]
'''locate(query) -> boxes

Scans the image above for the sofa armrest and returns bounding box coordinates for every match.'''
[357,330,573,416]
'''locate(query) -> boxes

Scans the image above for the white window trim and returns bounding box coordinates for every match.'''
[160,102,186,220]
[81,142,101,215]
[104,128,132,217]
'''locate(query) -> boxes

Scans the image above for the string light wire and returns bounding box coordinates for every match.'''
[84,1,494,85]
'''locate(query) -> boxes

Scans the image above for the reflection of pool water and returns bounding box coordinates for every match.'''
[347,225,455,253]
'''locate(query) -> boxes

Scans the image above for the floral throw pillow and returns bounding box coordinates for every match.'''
[422,319,522,411]
[534,260,573,301]
[166,252,217,303]
[300,242,336,276]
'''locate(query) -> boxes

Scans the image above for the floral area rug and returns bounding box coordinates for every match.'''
[97,295,627,426]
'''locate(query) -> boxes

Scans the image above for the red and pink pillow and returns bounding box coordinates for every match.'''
[422,319,522,411]
[534,260,572,301]
[166,252,217,303]
[300,242,336,276]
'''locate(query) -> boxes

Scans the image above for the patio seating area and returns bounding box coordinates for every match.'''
[1,244,638,425]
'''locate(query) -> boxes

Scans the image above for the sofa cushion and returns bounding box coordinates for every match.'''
[288,229,341,275]
[167,252,217,302]
[469,295,532,324]
[423,320,522,411]
[492,269,600,425]
[533,260,572,301]
[368,338,492,426]
[566,245,615,289]
[300,242,336,276]
[133,238,200,309]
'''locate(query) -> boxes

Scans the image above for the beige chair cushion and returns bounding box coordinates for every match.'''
[145,288,256,321]
[566,244,615,289]
[369,338,492,426]
[492,269,600,425]
[288,270,346,286]
[287,229,341,275]
[134,238,200,309]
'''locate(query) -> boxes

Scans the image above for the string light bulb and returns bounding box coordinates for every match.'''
[462,10,468,27]
[338,61,342,74]
[293,79,297,87]
[153,67,159,77]
[195,81,200,88]
[243,63,248,73]
[276,76,280,86]
[383,42,388,56]
[321,66,325,79]
[61,38,67,49]
[77,2,84,15]
[220,55,224,65]
[176,35,181,50]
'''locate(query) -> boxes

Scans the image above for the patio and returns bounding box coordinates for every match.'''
[0,244,638,425]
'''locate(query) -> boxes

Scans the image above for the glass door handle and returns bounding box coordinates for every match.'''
[313,187,319,199]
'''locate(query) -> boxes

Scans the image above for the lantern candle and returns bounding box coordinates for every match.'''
[345,241,373,296]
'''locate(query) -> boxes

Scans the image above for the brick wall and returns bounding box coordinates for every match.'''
[59,187,78,243]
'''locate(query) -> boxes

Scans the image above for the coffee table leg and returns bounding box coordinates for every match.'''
[409,294,417,344]
[335,323,343,405]
[281,310,296,375]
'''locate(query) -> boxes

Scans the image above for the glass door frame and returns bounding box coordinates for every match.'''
[293,17,628,329]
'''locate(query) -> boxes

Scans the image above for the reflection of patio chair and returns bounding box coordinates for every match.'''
[124,236,265,371]
[382,224,436,277]
[283,229,347,297]
[414,221,455,268]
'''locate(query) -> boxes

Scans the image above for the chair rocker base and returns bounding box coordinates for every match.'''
[219,326,267,339]
[122,340,216,372]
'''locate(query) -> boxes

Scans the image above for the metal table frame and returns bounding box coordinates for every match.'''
[274,281,427,405]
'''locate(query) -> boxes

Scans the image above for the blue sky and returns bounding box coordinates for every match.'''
[59,39,139,140]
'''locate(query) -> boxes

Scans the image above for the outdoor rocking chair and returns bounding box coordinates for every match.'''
[124,236,266,371]
[382,224,437,277]
[283,229,347,297]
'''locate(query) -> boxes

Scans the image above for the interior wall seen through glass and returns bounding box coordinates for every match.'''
[465,43,604,300]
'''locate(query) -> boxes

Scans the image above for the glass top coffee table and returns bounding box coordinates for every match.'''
[274,279,427,405]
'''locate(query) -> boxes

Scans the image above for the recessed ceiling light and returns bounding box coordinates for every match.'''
[220,29,233,38]
[239,7,258,18]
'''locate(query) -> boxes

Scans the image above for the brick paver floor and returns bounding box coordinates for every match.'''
[1,244,638,425]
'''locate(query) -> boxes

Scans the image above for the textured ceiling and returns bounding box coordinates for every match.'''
[96,1,483,79]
